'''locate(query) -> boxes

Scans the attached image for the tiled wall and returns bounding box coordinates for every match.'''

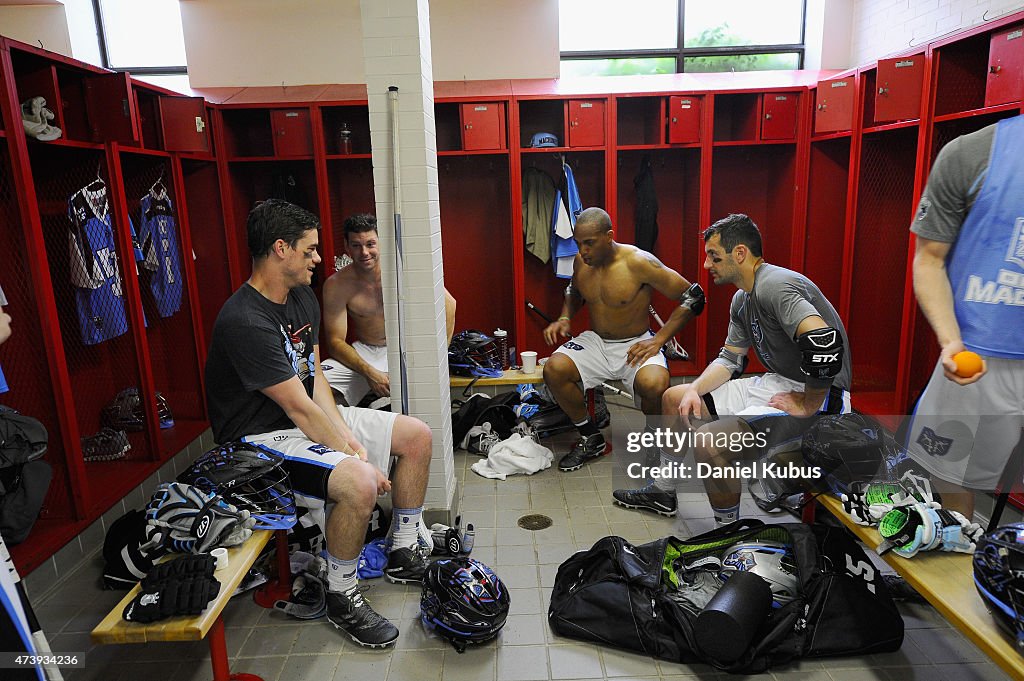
[851,0,1024,65]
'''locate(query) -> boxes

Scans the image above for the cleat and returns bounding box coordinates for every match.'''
[558,434,609,472]
[384,546,428,584]
[612,483,678,517]
[326,586,399,648]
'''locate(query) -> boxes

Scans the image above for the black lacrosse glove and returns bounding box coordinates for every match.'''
[142,554,217,588]
[122,571,221,623]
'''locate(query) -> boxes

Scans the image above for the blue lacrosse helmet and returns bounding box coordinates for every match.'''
[178,442,296,530]
[448,330,503,378]
[974,524,1024,646]
[421,557,510,652]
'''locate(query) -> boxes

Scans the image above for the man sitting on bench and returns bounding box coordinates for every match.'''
[204,200,433,648]
[321,213,456,407]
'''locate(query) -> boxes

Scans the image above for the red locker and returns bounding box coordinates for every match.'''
[271,109,313,157]
[460,102,506,150]
[159,96,210,153]
[568,99,605,147]
[83,72,139,145]
[875,56,924,123]
[761,92,798,140]
[814,77,856,134]
[985,23,1024,107]
[667,95,702,143]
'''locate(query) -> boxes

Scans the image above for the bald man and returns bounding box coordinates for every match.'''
[542,207,703,479]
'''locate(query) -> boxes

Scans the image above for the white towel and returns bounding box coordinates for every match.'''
[470,434,554,480]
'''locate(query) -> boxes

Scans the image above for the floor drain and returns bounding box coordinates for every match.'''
[517,514,553,531]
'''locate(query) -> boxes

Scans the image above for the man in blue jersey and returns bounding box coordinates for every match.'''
[905,116,1024,518]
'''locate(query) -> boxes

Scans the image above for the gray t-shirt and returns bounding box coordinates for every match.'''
[911,123,995,243]
[724,264,852,390]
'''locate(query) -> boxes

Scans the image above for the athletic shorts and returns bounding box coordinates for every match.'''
[321,342,388,406]
[705,373,851,455]
[905,356,1024,490]
[241,404,397,510]
[552,330,668,402]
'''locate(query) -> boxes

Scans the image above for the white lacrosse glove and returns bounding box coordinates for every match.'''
[877,501,983,558]
[840,472,935,526]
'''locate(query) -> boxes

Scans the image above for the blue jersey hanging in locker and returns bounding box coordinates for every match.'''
[138,188,183,318]
[67,185,141,345]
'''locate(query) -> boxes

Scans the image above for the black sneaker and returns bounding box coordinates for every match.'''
[384,546,428,584]
[558,434,608,472]
[612,483,678,517]
[326,587,399,648]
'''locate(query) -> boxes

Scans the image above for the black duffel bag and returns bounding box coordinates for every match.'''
[548,519,903,674]
[0,405,51,545]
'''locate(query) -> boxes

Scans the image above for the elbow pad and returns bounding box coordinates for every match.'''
[797,327,844,380]
[711,347,747,379]
[679,283,706,316]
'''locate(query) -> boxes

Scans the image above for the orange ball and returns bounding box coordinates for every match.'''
[952,351,983,378]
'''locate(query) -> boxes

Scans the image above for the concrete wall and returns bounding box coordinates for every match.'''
[178,0,558,87]
[0,4,71,55]
[850,0,1024,65]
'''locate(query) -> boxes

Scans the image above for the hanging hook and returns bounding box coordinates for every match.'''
[96,159,103,181]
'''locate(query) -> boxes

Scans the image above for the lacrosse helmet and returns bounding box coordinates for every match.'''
[721,540,800,606]
[420,557,510,652]
[974,524,1024,646]
[448,330,503,378]
[178,442,296,530]
[802,414,886,496]
[102,388,174,431]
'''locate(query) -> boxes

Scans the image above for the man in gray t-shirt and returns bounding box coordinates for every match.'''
[649,214,852,525]
[905,117,1024,519]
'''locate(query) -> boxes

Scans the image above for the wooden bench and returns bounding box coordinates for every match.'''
[810,494,1024,680]
[450,368,544,387]
[92,529,273,681]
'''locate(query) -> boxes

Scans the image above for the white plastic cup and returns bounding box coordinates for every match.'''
[521,351,538,375]
[212,547,229,571]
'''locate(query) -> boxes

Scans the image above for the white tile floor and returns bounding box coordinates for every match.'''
[34,401,1012,681]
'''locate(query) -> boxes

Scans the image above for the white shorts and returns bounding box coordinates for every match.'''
[906,356,1024,490]
[552,330,668,399]
[241,404,397,510]
[708,373,851,453]
[321,342,388,406]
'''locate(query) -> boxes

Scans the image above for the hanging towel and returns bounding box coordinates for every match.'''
[552,162,582,279]
[522,167,556,263]
[634,155,659,253]
[470,433,554,480]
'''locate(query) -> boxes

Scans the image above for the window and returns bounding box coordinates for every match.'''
[95,0,188,75]
[560,0,806,76]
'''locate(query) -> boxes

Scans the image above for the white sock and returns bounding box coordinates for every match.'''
[326,553,359,593]
[391,507,423,550]
[712,503,740,526]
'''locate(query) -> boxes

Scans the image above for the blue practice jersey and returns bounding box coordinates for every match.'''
[67,188,140,345]
[138,191,184,318]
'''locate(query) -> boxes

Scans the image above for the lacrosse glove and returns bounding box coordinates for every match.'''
[877,501,983,558]
[144,482,256,554]
[840,471,936,526]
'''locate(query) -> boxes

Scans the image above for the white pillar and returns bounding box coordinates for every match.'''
[360,0,455,514]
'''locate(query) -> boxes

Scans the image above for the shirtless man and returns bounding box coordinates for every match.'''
[322,214,456,406]
[542,207,703,476]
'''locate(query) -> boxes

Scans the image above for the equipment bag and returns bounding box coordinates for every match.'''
[526,387,610,439]
[548,519,902,673]
[451,393,518,448]
[0,406,50,545]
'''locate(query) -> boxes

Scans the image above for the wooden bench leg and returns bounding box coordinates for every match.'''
[208,615,264,681]
[253,529,292,608]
